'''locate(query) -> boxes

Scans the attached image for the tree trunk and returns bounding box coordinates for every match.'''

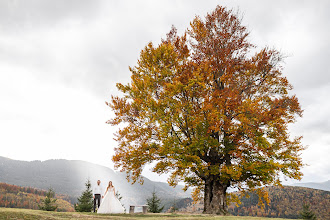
[203,177,228,215]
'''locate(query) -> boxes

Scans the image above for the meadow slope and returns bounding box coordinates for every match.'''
[0,208,300,220]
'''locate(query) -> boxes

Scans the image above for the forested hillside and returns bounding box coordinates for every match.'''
[0,183,74,212]
[227,186,329,219]
[180,186,329,219]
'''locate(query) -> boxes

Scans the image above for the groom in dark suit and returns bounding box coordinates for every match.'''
[93,180,103,212]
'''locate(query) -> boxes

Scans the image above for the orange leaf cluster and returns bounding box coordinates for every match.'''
[107,5,304,207]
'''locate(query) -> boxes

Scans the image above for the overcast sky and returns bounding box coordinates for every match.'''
[0,0,329,184]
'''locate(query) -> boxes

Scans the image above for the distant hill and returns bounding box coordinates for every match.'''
[292,180,330,191]
[228,186,330,219]
[0,182,74,212]
[0,156,190,209]
[180,186,330,219]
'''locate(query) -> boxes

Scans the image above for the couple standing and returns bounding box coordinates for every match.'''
[93,180,125,213]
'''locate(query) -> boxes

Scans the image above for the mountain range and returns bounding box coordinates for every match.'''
[292,180,330,192]
[0,156,191,209]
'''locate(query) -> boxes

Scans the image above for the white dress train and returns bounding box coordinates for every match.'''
[97,187,125,214]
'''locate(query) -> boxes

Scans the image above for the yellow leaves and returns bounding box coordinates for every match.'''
[191,186,203,204]
[255,188,271,208]
[107,5,304,212]
[221,164,243,181]
[189,16,207,40]
[227,192,241,207]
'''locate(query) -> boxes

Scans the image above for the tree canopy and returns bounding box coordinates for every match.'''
[107,5,304,214]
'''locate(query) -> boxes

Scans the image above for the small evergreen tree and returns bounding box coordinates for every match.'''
[300,203,317,219]
[74,179,93,212]
[146,190,164,213]
[38,188,58,211]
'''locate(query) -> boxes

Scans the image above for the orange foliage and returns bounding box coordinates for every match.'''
[228,186,330,219]
[0,182,74,212]
[107,5,304,212]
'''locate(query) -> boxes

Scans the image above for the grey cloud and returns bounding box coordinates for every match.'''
[289,86,330,137]
[0,0,105,31]
[287,47,330,90]
[0,0,220,97]
[1,0,329,96]
[234,0,330,90]
[295,118,330,136]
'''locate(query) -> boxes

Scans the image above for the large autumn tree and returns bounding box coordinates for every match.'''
[107,6,304,214]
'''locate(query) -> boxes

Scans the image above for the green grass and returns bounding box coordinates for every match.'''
[0,208,299,220]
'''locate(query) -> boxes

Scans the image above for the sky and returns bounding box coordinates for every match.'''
[0,0,329,185]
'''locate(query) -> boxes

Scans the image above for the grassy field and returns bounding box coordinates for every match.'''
[0,208,301,220]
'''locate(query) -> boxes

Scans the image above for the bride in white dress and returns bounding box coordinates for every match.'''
[97,181,125,214]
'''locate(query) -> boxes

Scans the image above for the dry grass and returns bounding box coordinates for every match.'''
[0,208,299,220]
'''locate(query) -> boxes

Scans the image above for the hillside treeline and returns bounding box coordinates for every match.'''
[228,186,330,219]
[0,183,74,212]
